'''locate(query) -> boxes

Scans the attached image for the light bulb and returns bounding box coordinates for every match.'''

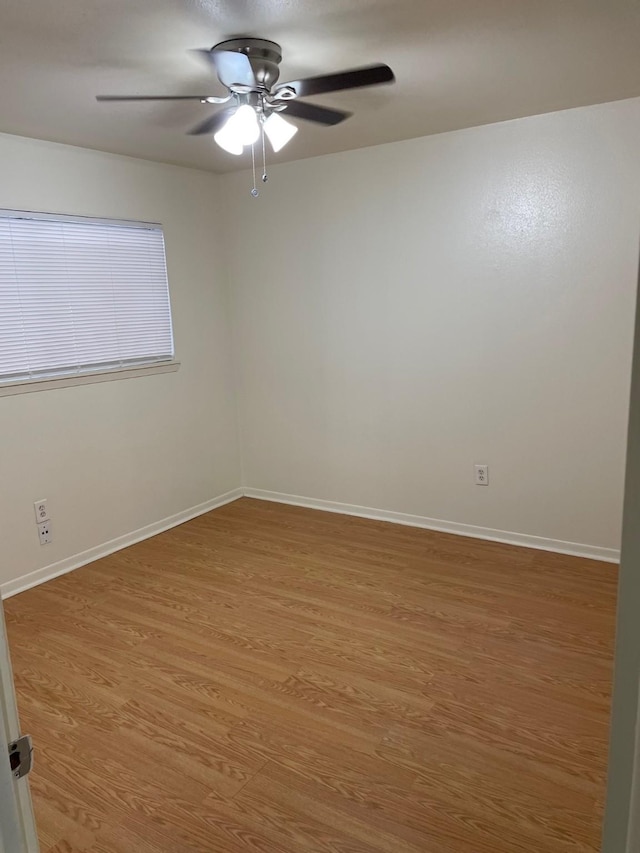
[263,112,298,152]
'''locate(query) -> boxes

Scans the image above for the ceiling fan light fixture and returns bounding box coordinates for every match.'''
[96,38,394,196]
[263,112,298,152]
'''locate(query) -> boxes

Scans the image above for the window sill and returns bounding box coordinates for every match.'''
[0,361,181,397]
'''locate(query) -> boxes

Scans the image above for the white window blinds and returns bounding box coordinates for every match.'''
[0,211,174,385]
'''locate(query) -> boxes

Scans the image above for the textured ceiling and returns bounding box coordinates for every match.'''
[1,0,639,173]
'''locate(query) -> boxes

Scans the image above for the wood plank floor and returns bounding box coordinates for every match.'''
[4,497,617,853]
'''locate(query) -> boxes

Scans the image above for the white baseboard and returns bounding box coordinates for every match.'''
[1,483,618,600]
[0,488,244,600]
[243,487,620,564]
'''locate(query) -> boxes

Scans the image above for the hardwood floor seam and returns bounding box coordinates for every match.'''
[230,758,272,802]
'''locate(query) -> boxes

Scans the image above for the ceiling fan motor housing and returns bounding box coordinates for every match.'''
[213,38,282,91]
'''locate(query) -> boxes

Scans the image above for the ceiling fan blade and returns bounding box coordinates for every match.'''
[97,95,229,103]
[282,100,352,126]
[275,64,394,99]
[195,48,256,89]
[187,107,236,136]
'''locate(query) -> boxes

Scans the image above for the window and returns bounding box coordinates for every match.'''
[0,210,175,391]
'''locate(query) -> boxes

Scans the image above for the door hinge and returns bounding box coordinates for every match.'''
[8,735,33,779]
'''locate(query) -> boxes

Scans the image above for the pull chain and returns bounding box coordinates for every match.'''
[261,122,268,184]
[250,142,258,198]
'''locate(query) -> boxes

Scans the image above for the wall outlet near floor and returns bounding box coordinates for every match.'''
[37,521,53,545]
[34,499,49,523]
[475,464,489,486]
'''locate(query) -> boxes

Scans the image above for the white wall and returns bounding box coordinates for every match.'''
[0,133,240,591]
[224,98,640,553]
[1,97,638,590]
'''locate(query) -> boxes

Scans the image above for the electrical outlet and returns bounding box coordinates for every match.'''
[475,464,489,486]
[34,499,49,523]
[37,521,53,545]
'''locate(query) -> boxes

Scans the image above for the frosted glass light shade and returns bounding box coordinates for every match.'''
[264,112,298,152]
[214,105,260,154]
[233,105,260,145]
[214,121,243,155]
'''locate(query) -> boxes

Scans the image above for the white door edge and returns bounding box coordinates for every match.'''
[0,602,39,853]
[627,680,640,853]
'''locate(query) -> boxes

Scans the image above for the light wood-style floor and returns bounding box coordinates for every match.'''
[4,498,617,853]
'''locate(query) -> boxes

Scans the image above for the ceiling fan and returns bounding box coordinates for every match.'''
[97,37,395,193]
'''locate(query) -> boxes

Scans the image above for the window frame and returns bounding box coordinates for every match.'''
[0,209,179,396]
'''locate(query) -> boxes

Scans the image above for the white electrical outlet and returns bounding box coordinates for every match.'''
[37,521,53,545]
[34,499,49,523]
[475,464,489,486]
